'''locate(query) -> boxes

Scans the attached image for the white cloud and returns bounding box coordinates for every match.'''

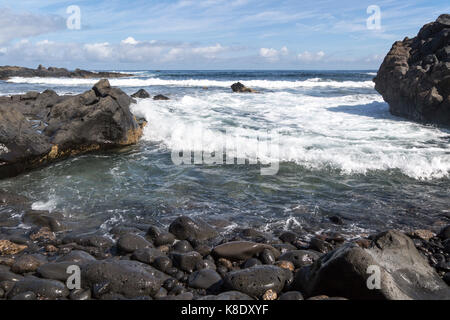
[260,46,289,62]
[83,43,114,60]
[0,9,65,45]
[297,51,325,62]
[121,37,140,45]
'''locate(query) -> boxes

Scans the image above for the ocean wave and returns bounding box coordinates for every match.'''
[131,91,450,180]
[6,76,375,89]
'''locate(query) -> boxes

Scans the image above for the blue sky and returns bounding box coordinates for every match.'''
[0,0,448,70]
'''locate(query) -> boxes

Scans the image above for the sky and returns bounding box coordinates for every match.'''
[0,0,448,70]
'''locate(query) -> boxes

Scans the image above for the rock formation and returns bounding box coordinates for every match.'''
[0,79,144,179]
[374,14,450,126]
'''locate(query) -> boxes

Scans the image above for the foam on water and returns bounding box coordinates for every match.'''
[7,76,375,89]
[131,91,450,180]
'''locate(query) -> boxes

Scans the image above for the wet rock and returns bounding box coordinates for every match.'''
[198,291,253,300]
[153,94,170,100]
[243,258,262,269]
[7,277,69,299]
[55,250,96,264]
[131,89,150,99]
[29,227,56,242]
[0,191,31,208]
[260,248,276,265]
[195,259,216,271]
[62,233,114,249]
[146,226,175,246]
[278,250,321,269]
[0,271,23,282]
[131,248,166,264]
[223,265,290,298]
[69,288,91,300]
[188,269,222,291]
[11,254,47,274]
[117,234,153,253]
[444,272,450,285]
[109,226,142,238]
[309,237,333,253]
[170,251,202,273]
[22,211,65,232]
[279,231,297,243]
[231,82,258,93]
[296,230,450,300]
[329,215,344,225]
[172,240,194,253]
[36,262,75,281]
[153,256,173,272]
[169,217,218,241]
[279,291,304,300]
[10,291,37,300]
[0,240,27,255]
[82,260,170,298]
[212,241,280,261]
[438,225,450,240]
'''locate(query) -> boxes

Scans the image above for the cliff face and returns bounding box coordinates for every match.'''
[374,14,450,126]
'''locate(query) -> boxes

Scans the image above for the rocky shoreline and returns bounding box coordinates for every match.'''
[0,189,449,300]
[0,65,132,81]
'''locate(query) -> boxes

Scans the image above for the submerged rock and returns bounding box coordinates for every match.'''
[295,230,450,300]
[374,14,450,126]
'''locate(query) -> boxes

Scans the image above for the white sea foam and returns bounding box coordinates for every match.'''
[131,91,450,180]
[31,195,59,212]
[6,76,375,89]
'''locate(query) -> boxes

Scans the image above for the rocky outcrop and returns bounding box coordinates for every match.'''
[374,14,450,126]
[131,89,150,99]
[0,79,144,179]
[0,65,132,80]
[153,94,170,100]
[295,230,450,300]
[231,82,258,93]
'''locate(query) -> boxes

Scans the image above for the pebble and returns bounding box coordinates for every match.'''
[279,291,304,300]
[117,234,153,253]
[262,289,277,300]
[0,240,27,255]
[170,251,202,273]
[188,269,222,291]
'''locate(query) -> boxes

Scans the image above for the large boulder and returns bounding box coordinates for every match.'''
[374,14,450,126]
[81,260,170,298]
[295,230,450,300]
[169,216,218,241]
[0,79,144,179]
[231,82,258,93]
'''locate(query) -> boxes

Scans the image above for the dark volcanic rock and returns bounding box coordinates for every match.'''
[188,269,222,291]
[117,234,153,253]
[7,277,69,299]
[231,82,258,93]
[295,230,450,300]
[0,79,144,179]
[279,291,304,300]
[169,216,218,241]
[212,241,280,261]
[22,210,65,232]
[131,89,151,99]
[278,250,321,269]
[0,65,131,81]
[169,251,202,273]
[36,262,75,281]
[223,265,290,298]
[374,14,450,126]
[131,248,166,264]
[198,291,253,300]
[82,260,170,298]
[153,94,170,100]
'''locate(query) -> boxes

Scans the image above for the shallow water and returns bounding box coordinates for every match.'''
[0,70,449,237]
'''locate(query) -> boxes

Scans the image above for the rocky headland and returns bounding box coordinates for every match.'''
[0,65,132,81]
[374,14,450,126]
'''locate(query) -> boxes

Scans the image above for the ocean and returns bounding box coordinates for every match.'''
[1,70,449,238]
